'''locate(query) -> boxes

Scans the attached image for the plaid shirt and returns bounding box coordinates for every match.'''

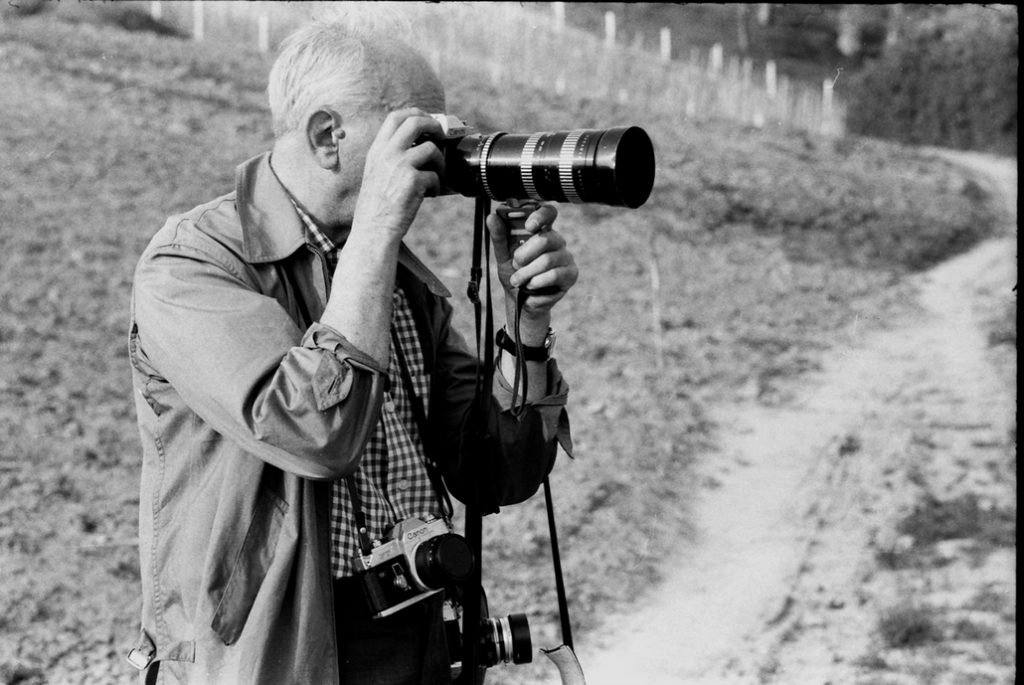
[294,205,440,578]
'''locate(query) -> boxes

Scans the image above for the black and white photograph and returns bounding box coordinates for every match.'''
[0,3,1016,684]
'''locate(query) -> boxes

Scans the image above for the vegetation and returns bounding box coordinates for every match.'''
[570,4,1019,154]
[844,6,1018,154]
[877,602,944,649]
[0,7,1007,685]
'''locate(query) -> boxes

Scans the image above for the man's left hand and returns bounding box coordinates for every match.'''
[487,203,579,321]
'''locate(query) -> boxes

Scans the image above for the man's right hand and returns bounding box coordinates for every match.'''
[351,108,446,241]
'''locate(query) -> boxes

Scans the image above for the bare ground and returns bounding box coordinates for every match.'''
[572,152,1017,685]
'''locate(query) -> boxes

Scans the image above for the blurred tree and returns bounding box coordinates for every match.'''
[844,5,1018,154]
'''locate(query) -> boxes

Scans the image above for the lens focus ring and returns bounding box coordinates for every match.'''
[558,131,583,204]
[520,133,543,201]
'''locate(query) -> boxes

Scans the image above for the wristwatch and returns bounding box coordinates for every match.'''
[495,327,555,361]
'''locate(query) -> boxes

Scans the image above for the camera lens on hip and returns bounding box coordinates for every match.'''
[482,613,532,665]
[415,533,474,588]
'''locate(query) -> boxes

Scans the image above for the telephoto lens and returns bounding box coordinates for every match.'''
[442,126,655,208]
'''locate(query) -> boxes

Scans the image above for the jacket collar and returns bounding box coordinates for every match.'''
[235,152,451,298]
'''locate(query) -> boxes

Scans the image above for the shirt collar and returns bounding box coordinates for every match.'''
[234,152,451,298]
[290,198,338,259]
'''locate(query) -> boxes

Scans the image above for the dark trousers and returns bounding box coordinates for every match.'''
[334,578,452,685]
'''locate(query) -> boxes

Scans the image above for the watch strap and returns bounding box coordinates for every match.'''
[495,327,550,361]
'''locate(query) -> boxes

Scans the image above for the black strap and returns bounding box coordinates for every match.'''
[456,195,493,685]
[544,477,574,649]
[345,476,374,556]
[390,325,454,520]
[508,288,531,417]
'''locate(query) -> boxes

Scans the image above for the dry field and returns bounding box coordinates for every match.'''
[0,8,1013,685]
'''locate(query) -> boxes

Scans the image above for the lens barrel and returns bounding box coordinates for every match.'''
[482,613,532,665]
[444,126,655,208]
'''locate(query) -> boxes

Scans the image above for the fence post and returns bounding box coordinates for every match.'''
[660,27,671,62]
[150,0,161,21]
[740,58,753,123]
[257,13,270,53]
[552,3,566,95]
[821,78,834,135]
[709,43,723,74]
[765,60,777,99]
[192,1,204,41]
[552,2,565,32]
[604,11,616,48]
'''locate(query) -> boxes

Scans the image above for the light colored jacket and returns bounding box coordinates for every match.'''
[127,153,570,684]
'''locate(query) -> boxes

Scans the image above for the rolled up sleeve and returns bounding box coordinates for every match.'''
[493,359,573,457]
[428,298,574,511]
[132,228,385,481]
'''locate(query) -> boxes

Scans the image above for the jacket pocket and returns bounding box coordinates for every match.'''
[210,488,288,645]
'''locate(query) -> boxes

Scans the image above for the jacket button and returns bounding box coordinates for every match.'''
[396,479,410,491]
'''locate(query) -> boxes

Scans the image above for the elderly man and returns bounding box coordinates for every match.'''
[126,17,576,685]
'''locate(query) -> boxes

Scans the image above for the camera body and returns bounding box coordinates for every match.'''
[354,515,474,619]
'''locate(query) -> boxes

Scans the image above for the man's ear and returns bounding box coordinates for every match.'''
[306,108,345,170]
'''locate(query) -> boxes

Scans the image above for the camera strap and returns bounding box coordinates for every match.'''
[343,319,456,557]
[390,325,454,522]
[544,476,574,650]
[454,195,495,684]
[345,476,374,557]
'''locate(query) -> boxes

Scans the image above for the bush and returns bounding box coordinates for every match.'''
[878,603,944,648]
[844,7,1017,154]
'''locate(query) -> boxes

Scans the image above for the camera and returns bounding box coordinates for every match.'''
[353,515,474,619]
[422,114,655,209]
[445,589,533,684]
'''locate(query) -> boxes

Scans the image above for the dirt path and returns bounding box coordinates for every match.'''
[573,152,1016,685]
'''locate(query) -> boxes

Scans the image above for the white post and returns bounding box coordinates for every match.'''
[710,43,723,74]
[604,11,616,48]
[822,78,834,135]
[257,14,270,53]
[192,1,204,42]
[659,27,671,62]
[765,60,777,99]
[552,2,565,33]
[150,0,162,21]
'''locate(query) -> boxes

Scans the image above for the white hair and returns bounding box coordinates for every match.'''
[267,6,420,138]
